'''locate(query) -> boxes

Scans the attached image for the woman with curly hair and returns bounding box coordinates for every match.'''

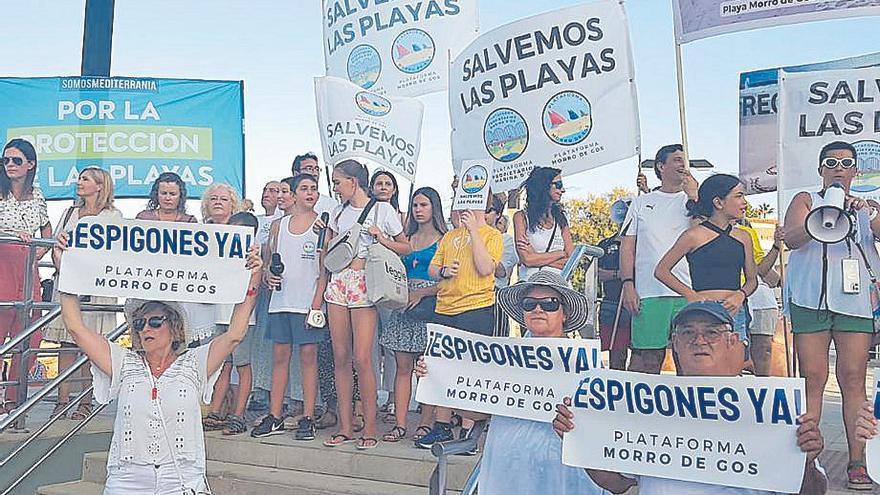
[513,166,574,281]
[135,172,196,223]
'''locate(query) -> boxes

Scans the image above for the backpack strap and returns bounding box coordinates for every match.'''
[356,198,377,226]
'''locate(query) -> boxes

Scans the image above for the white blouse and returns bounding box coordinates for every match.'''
[93,343,220,470]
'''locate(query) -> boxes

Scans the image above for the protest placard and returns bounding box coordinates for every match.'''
[0,76,244,200]
[452,159,492,210]
[315,76,424,181]
[739,53,880,195]
[866,369,880,483]
[562,369,806,493]
[415,324,601,422]
[673,0,880,44]
[57,217,253,304]
[448,0,639,192]
[777,65,880,212]
[322,0,479,97]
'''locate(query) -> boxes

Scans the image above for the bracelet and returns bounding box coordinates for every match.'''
[621,278,634,285]
[869,207,879,221]
[246,286,258,297]
[439,266,448,279]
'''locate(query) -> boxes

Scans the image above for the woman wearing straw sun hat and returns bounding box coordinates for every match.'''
[415,271,604,494]
[57,246,262,494]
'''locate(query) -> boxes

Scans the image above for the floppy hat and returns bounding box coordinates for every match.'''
[496,271,589,333]
[123,298,190,336]
[671,301,735,329]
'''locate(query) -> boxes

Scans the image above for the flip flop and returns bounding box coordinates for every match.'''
[323,433,357,447]
[357,437,379,450]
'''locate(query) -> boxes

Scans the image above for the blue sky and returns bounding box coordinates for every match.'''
[4,0,880,217]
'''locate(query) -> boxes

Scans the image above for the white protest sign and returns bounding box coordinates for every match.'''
[415,324,601,422]
[58,217,253,304]
[315,76,424,181]
[448,0,640,192]
[866,368,880,483]
[452,159,492,211]
[322,0,479,97]
[778,66,880,213]
[562,369,806,493]
[672,0,880,44]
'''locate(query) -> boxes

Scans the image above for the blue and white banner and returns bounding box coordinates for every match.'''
[448,0,640,192]
[673,0,880,44]
[0,76,244,200]
[562,369,806,493]
[315,76,424,181]
[415,325,602,422]
[57,217,253,304]
[322,0,479,97]
[739,52,880,194]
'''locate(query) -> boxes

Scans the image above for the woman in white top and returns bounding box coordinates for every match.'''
[323,160,410,450]
[252,175,329,441]
[47,167,122,421]
[56,247,262,495]
[514,166,574,281]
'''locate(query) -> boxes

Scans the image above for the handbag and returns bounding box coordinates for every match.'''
[50,206,76,300]
[323,199,376,273]
[365,240,409,310]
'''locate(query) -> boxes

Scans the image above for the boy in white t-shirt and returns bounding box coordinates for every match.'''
[620,145,698,374]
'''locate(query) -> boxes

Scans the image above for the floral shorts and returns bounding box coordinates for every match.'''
[324,268,372,308]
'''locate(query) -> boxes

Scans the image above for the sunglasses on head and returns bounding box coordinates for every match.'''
[821,157,856,169]
[521,296,561,312]
[132,316,168,332]
[2,157,26,166]
[551,180,564,190]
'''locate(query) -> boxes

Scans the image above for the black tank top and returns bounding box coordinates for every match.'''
[686,222,745,292]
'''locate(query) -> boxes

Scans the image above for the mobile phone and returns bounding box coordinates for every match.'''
[842,258,860,294]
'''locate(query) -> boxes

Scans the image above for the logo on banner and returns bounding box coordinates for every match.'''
[543,91,593,146]
[355,91,392,117]
[392,29,435,74]
[853,140,880,194]
[347,44,382,89]
[484,108,529,163]
[461,164,488,194]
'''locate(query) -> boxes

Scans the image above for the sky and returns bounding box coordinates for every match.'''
[3,0,880,220]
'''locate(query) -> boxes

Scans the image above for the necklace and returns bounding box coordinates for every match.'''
[145,353,174,400]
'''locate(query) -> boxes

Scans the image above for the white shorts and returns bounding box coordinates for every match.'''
[104,461,206,495]
[750,308,779,337]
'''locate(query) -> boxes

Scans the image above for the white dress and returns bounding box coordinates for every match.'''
[93,342,221,494]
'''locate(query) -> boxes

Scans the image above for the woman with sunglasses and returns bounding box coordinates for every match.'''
[513,167,574,281]
[414,271,605,494]
[783,141,880,490]
[0,138,52,416]
[56,246,262,494]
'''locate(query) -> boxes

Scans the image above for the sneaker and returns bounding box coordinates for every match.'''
[295,416,316,441]
[250,414,284,438]
[456,427,479,456]
[414,422,453,449]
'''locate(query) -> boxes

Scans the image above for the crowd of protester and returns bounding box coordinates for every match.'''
[4,135,880,493]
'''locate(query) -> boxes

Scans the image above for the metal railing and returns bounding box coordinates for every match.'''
[428,420,487,495]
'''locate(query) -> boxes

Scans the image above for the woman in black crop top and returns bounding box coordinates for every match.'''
[655,174,757,343]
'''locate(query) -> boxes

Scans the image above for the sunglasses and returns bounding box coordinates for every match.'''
[821,157,856,169]
[2,156,26,166]
[673,326,732,344]
[551,180,564,190]
[132,316,168,332]
[521,297,561,312]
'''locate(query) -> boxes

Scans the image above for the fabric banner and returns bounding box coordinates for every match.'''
[673,0,880,44]
[562,369,806,493]
[57,217,253,304]
[452,159,492,210]
[0,76,244,200]
[866,368,880,483]
[739,52,880,195]
[415,324,601,422]
[448,0,640,192]
[322,0,479,97]
[315,76,424,181]
[777,65,880,213]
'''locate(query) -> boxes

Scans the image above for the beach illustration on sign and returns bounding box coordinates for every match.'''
[392,29,435,74]
[851,140,880,194]
[461,164,489,194]
[543,91,593,146]
[484,108,529,163]
[348,44,382,89]
[355,91,391,117]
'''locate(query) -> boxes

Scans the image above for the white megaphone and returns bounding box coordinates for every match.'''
[805,183,853,244]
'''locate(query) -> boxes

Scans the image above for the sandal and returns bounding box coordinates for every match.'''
[316,410,338,430]
[357,437,379,450]
[70,401,93,421]
[383,426,406,442]
[51,401,70,419]
[323,433,357,447]
[222,415,247,436]
[413,425,432,442]
[847,461,874,491]
[353,413,365,433]
[202,412,226,431]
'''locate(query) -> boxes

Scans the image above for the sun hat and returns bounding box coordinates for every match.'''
[496,271,589,333]
[671,301,735,329]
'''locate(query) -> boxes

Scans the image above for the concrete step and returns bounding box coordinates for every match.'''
[77,451,456,495]
[36,480,103,495]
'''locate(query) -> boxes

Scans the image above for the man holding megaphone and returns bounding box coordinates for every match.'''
[783,141,880,491]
